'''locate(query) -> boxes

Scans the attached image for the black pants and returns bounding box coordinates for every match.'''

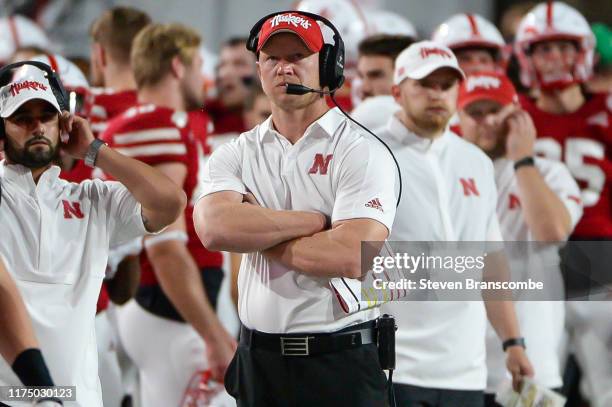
[224,341,389,407]
[394,383,484,407]
[135,267,223,321]
[483,393,500,407]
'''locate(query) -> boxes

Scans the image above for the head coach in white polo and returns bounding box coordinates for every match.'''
[194,10,397,407]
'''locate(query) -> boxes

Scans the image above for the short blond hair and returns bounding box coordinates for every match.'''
[131,23,201,88]
[90,6,151,65]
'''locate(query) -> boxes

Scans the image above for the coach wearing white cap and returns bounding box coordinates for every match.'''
[195,10,397,407]
[378,41,533,406]
[0,63,185,407]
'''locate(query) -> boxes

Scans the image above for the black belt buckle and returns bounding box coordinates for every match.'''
[280,336,311,356]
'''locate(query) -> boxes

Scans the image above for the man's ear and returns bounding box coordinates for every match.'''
[391,84,401,103]
[170,56,185,79]
[92,43,106,68]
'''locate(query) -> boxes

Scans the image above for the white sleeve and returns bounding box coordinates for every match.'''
[87,179,148,246]
[199,139,246,199]
[542,160,583,230]
[331,136,397,232]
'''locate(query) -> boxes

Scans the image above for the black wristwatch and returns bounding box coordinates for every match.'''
[502,337,526,352]
[513,156,535,171]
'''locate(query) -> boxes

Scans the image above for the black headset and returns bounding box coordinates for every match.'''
[0,60,69,140]
[247,10,345,93]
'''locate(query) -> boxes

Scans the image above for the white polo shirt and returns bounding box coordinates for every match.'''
[0,162,147,407]
[485,157,582,392]
[379,114,502,390]
[199,107,397,333]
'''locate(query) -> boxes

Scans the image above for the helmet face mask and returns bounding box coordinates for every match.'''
[515,1,595,90]
[528,38,581,90]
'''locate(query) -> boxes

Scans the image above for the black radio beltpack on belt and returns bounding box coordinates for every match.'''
[377,314,398,406]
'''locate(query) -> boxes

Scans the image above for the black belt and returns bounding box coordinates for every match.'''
[239,320,377,357]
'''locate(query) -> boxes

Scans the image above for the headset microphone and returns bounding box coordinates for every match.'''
[285,83,330,95]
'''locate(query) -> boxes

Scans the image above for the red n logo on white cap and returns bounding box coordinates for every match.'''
[62,200,85,219]
[308,154,333,175]
[460,178,479,197]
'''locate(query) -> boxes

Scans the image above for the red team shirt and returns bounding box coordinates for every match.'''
[205,98,246,135]
[521,92,612,238]
[102,104,223,286]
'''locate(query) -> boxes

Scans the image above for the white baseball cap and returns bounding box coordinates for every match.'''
[0,64,61,118]
[394,40,465,85]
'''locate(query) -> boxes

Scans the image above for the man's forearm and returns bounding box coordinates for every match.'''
[515,167,572,241]
[485,300,521,341]
[482,251,521,341]
[264,231,358,278]
[195,199,325,252]
[96,146,186,231]
[0,269,38,364]
[263,221,388,279]
[148,242,225,342]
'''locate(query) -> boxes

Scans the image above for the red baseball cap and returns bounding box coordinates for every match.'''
[458,71,518,110]
[256,12,324,53]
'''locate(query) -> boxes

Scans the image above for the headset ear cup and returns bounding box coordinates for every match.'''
[319,44,334,89]
[334,40,345,90]
[48,75,69,112]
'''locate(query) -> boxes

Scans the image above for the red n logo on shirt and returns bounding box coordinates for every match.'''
[62,200,84,219]
[460,178,479,197]
[509,193,521,209]
[308,154,333,175]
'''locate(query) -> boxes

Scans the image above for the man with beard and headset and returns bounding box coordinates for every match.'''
[0,62,186,406]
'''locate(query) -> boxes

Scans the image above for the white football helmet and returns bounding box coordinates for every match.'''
[366,10,417,39]
[0,15,50,65]
[515,1,595,89]
[294,0,368,69]
[432,13,506,62]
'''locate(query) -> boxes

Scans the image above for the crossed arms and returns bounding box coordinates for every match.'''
[194,190,389,279]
